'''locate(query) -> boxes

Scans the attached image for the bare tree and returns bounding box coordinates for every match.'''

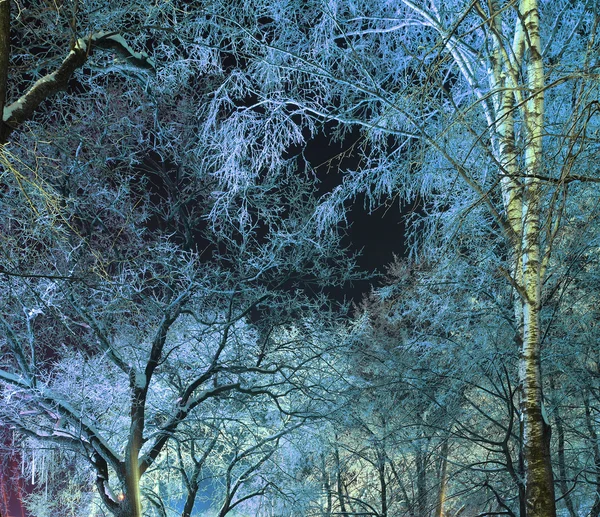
[191,2,600,515]
[0,129,357,517]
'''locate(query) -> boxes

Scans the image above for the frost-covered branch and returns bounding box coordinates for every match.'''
[1,31,154,142]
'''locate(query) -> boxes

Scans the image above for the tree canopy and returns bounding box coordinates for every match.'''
[1,1,600,517]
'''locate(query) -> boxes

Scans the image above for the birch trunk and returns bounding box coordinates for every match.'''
[517,2,556,516]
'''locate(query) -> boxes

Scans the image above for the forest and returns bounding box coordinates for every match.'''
[0,1,599,516]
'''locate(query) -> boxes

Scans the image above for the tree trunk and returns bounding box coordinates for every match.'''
[517,2,557,515]
[416,448,427,517]
[120,384,145,517]
[519,302,556,517]
[378,454,388,517]
[435,439,449,517]
[549,378,576,517]
[117,453,142,517]
[518,417,527,517]
[334,445,349,516]
[182,481,199,517]
[584,390,600,517]
[322,454,332,517]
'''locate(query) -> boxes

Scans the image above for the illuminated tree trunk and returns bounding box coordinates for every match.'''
[119,385,145,517]
[120,456,142,517]
[487,1,556,514]
[434,439,449,517]
[334,445,349,516]
[515,2,556,515]
[0,0,9,131]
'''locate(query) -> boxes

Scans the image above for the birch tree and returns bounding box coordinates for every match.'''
[196,1,600,514]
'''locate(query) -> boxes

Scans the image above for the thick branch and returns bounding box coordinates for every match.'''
[0,369,122,471]
[1,32,154,142]
[2,44,88,140]
[139,382,242,474]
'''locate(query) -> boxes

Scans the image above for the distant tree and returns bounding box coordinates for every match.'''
[211,414,304,517]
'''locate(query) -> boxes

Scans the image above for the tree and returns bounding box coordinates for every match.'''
[0,2,367,514]
[0,116,358,517]
[194,1,600,515]
[4,1,600,516]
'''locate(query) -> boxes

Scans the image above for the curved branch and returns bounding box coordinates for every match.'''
[1,32,155,142]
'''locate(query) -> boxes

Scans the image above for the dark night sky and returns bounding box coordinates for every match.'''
[303,124,408,301]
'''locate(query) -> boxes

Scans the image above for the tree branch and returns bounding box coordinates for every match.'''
[1,32,155,142]
[0,0,9,141]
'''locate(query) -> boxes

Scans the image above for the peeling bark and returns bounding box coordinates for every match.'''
[517,1,557,515]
